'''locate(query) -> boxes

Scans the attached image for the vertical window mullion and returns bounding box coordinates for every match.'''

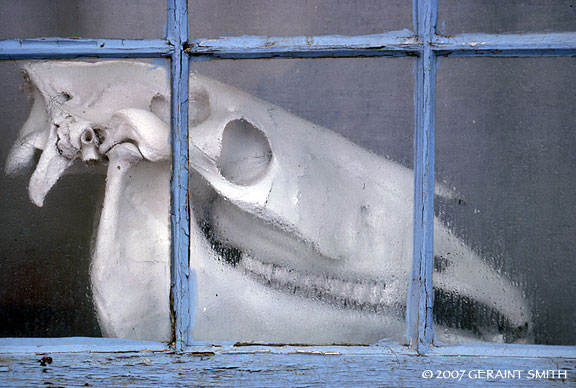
[407,0,437,354]
[167,0,191,351]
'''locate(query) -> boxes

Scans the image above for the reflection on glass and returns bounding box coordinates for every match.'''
[0,0,165,39]
[1,60,171,340]
[436,58,576,345]
[438,0,576,35]
[189,0,411,37]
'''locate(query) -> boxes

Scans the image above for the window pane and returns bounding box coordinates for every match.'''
[0,59,172,341]
[189,0,411,38]
[435,58,576,345]
[438,0,576,35]
[0,0,166,39]
[187,58,414,344]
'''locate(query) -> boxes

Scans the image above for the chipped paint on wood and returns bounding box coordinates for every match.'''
[0,39,171,59]
[167,0,192,351]
[0,338,167,354]
[0,348,574,387]
[433,32,576,57]
[187,30,422,59]
[1,32,575,61]
[407,0,437,355]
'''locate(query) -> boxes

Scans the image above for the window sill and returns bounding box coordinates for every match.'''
[1,338,575,387]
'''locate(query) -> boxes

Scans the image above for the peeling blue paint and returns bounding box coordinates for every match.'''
[167,0,191,352]
[0,341,574,387]
[407,0,437,355]
[187,30,421,59]
[0,38,171,59]
[0,337,166,353]
[434,32,576,57]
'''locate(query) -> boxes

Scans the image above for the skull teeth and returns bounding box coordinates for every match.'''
[238,253,403,315]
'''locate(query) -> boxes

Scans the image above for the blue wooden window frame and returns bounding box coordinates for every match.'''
[1,0,576,385]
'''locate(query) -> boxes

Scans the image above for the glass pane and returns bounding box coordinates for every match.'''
[438,0,576,35]
[189,0,411,38]
[435,58,576,345]
[0,59,171,341]
[188,58,414,344]
[0,0,166,39]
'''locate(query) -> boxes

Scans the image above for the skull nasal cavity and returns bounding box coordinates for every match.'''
[216,119,272,186]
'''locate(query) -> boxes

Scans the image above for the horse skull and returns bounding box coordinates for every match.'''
[5,61,531,344]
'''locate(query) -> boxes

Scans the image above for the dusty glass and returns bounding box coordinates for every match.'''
[0,0,166,39]
[438,0,576,35]
[189,0,411,38]
[435,57,576,345]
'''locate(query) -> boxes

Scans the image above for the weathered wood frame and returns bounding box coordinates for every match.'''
[1,0,575,385]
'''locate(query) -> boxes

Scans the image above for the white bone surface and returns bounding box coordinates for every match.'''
[5,61,531,344]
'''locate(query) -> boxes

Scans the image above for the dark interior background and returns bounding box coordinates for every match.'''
[0,61,105,337]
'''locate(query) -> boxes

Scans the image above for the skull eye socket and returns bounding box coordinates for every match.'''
[216,118,272,186]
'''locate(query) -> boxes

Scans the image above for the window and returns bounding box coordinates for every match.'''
[1,0,575,385]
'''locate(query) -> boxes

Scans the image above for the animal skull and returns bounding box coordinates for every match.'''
[5,61,531,344]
